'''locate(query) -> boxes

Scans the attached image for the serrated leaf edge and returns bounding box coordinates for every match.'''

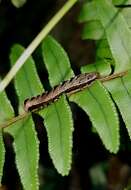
[0,131,5,185]
[13,118,40,190]
[42,95,73,176]
[98,81,120,153]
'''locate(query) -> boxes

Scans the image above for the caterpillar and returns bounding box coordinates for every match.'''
[24,71,127,112]
[24,72,98,112]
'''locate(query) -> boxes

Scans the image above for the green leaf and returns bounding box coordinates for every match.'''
[8,44,43,190]
[70,80,119,153]
[0,91,14,124]
[5,116,39,190]
[78,2,97,22]
[121,8,131,28]
[42,35,74,86]
[0,131,5,186]
[82,20,105,40]
[11,0,26,8]
[10,44,43,113]
[104,70,131,138]
[81,60,111,77]
[113,0,131,5]
[39,95,73,175]
[0,91,14,185]
[96,39,114,64]
[42,36,74,175]
[95,0,131,72]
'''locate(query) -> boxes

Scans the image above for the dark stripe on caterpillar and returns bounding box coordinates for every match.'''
[24,72,98,112]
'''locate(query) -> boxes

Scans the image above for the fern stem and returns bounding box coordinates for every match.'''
[0,112,30,129]
[99,71,127,82]
[0,71,127,129]
[0,0,78,92]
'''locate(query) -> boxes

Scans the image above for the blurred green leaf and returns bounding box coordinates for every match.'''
[78,2,97,22]
[79,0,131,72]
[11,0,26,8]
[82,20,105,40]
[121,8,131,28]
[95,0,131,72]
[113,0,131,5]
[96,39,114,65]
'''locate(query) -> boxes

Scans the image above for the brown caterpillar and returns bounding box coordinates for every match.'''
[24,72,98,112]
